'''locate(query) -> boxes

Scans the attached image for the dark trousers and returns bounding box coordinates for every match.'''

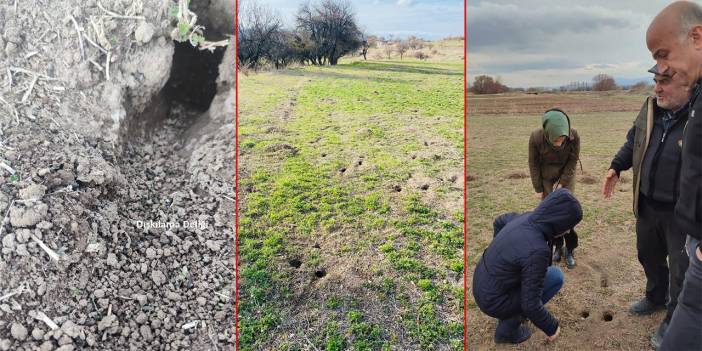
[636,195,689,321]
[660,236,702,351]
[553,228,578,251]
[543,182,578,251]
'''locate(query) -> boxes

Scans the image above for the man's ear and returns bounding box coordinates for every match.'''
[691,25,702,50]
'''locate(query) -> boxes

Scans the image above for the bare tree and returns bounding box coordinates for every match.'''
[407,35,424,50]
[237,1,283,69]
[592,73,617,91]
[295,0,364,65]
[383,43,393,59]
[471,75,509,94]
[396,40,409,60]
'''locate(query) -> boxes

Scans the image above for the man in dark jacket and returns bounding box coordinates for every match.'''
[602,64,690,347]
[472,189,583,344]
[647,2,702,350]
[529,109,581,268]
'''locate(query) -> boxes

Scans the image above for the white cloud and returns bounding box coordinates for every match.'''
[397,0,413,6]
[467,0,672,87]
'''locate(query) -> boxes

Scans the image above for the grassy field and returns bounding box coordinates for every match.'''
[238,43,464,350]
[467,91,669,350]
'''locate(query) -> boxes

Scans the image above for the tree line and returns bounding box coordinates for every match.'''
[469,73,650,94]
[238,0,366,69]
[237,0,437,70]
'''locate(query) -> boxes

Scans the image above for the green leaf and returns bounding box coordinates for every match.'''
[9,174,17,182]
[191,33,205,45]
[178,22,190,37]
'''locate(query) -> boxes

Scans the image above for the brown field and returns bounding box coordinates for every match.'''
[468,91,646,116]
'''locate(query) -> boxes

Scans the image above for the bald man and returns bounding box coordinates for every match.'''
[647,2,702,350]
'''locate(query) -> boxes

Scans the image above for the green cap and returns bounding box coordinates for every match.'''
[542,110,569,144]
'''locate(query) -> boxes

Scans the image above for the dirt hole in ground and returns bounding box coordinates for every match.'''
[581,311,590,319]
[506,171,528,179]
[603,312,613,322]
[288,258,302,268]
[467,174,478,182]
[315,269,327,278]
[339,167,346,174]
[123,41,226,139]
[164,41,226,111]
[393,185,402,192]
[580,175,597,185]
[420,184,429,190]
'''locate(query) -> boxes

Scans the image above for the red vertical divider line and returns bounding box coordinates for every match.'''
[463,0,468,350]
[234,0,240,349]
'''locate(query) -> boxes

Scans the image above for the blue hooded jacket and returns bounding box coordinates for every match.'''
[472,188,582,336]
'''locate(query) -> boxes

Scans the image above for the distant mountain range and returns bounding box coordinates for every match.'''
[616,77,651,87]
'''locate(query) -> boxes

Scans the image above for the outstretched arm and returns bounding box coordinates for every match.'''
[520,252,559,337]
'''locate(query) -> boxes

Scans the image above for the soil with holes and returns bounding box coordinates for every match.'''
[0,1,235,350]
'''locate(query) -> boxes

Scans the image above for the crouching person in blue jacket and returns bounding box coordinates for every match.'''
[472,188,583,344]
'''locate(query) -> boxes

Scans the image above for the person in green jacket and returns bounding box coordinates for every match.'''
[528,108,581,268]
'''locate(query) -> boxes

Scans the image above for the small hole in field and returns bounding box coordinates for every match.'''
[315,269,326,278]
[393,185,402,192]
[581,311,589,319]
[339,168,346,174]
[603,312,613,322]
[288,259,301,268]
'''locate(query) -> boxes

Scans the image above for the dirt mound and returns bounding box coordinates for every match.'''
[505,171,529,179]
[579,174,598,185]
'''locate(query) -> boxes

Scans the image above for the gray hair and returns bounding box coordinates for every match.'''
[679,2,702,43]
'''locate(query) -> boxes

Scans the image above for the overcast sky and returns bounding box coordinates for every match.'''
[467,0,675,88]
[250,0,464,40]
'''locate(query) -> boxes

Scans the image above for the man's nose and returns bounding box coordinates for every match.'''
[656,62,670,75]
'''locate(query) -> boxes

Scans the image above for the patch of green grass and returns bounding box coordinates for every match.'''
[346,311,388,351]
[239,58,463,349]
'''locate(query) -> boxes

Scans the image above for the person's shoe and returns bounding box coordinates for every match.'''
[650,320,668,349]
[553,247,564,263]
[566,249,576,268]
[494,317,532,344]
[629,297,666,315]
